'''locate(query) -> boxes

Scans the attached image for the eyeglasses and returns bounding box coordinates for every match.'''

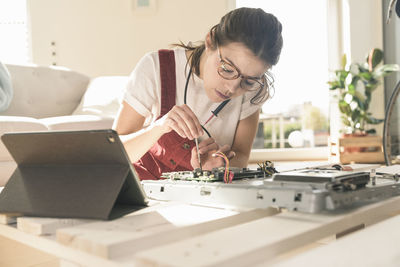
[217,46,265,92]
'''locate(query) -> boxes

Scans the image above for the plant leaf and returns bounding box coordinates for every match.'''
[341,54,347,69]
[353,93,365,110]
[341,116,351,127]
[351,109,360,122]
[338,100,351,115]
[328,81,341,90]
[373,64,400,78]
[359,72,372,80]
[365,116,384,125]
[358,64,369,73]
[368,48,383,69]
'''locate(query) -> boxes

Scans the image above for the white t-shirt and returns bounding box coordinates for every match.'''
[123,47,264,147]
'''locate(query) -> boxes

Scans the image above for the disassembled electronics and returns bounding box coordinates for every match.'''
[160,167,266,182]
[272,169,371,192]
[142,165,400,213]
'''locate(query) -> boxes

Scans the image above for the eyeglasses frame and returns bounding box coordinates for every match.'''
[216,45,265,92]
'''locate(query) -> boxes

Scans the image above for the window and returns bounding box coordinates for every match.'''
[237,0,330,160]
[0,0,29,64]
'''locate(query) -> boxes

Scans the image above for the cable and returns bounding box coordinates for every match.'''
[183,68,192,107]
[203,99,231,126]
[383,80,400,165]
[184,68,212,138]
[183,68,230,139]
[257,160,279,176]
[213,151,233,183]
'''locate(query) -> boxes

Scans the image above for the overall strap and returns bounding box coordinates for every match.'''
[158,49,176,117]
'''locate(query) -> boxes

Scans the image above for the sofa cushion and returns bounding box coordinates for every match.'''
[0,64,90,118]
[0,116,48,161]
[72,76,128,118]
[0,115,113,163]
[40,115,114,130]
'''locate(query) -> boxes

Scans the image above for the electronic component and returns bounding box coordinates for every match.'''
[272,169,370,191]
[143,166,400,213]
[160,167,266,182]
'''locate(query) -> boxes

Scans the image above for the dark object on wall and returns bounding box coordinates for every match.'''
[0,129,148,220]
[397,0,400,17]
[383,81,400,165]
[387,0,400,23]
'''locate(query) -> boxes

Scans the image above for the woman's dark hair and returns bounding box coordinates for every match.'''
[177,7,283,104]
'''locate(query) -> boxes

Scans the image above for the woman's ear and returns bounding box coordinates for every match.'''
[205,32,213,52]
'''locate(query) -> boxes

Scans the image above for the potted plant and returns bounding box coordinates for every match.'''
[328,48,399,162]
[328,48,399,135]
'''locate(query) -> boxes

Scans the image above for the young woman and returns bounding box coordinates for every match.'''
[113,7,283,180]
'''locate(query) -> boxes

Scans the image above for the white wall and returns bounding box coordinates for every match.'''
[328,0,385,137]
[347,0,384,135]
[28,0,232,77]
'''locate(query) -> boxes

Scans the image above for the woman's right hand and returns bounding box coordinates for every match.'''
[157,104,204,140]
[191,138,236,170]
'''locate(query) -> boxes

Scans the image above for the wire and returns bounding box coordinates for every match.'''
[183,68,192,106]
[211,99,230,117]
[202,126,211,138]
[184,68,212,138]
[183,68,230,139]
[257,160,279,176]
[203,99,231,126]
[213,151,233,183]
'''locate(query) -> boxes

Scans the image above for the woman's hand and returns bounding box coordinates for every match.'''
[157,104,203,140]
[191,138,236,170]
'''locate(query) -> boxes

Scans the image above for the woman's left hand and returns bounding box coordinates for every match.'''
[190,138,235,170]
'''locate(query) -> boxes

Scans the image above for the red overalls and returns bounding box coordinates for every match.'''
[133,50,196,180]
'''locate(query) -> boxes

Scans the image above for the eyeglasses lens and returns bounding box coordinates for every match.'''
[217,62,262,91]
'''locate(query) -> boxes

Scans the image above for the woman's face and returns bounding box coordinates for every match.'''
[201,41,269,103]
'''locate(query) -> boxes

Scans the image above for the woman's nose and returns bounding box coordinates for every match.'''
[224,79,241,94]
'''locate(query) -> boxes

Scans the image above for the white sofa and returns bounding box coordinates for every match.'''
[0,64,128,185]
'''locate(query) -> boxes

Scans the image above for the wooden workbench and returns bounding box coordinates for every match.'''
[2,191,400,267]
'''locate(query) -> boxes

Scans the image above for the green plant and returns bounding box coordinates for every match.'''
[328,48,399,134]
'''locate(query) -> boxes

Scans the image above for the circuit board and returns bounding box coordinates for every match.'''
[160,167,266,182]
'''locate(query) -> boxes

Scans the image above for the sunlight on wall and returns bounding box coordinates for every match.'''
[0,0,29,64]
[237,0,329,116]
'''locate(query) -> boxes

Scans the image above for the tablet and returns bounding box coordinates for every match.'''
[0,129,148,220]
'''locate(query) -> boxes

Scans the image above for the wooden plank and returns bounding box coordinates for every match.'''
[339,136,382,147]
[331,136,385,163]
[272,214,400,267]
[59,259,82,267]
[0,213,20,225]
[0,234,59,267]
[17,217,93,236]
[0,223,122,267]
[57,204,278,260]
[57,209,178,259]
[11,199,161,235]
[133,195,400,267]
[340,151,385,164]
